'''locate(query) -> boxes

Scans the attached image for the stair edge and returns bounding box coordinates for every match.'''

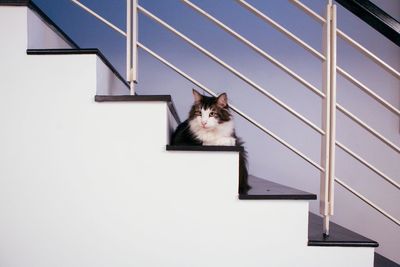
[28,49,129,90]
[0,0,80,48]
[166,145,244,152]
[95,95,180,124]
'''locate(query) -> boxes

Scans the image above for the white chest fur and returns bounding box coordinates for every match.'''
[189,119,236,146]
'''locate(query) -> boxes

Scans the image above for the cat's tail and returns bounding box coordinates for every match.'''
[236,137,251,194]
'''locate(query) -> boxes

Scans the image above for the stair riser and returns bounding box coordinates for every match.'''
[307,246,374,267]
[0,7,72,52]
[27,8,73,49]
[0,99,170,266]
[0,7,28,54]
[0,6,128,96]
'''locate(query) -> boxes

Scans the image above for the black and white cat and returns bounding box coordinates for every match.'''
[171,89,250,192]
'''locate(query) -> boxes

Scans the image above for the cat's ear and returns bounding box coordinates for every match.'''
[192,88,203,103]
[217,93,228,108]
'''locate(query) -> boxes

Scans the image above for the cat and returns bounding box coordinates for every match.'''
[171,89,250,193]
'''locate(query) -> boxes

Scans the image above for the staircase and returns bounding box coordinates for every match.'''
[0,1,398,267]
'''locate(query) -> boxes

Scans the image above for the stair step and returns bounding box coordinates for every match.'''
[166,145,243,152]
[308,213,378,247]
[95,95,180,124]
[28,49,129,89]
[95,95,171,102]
[240,175,317,200]
[374,253,400,267]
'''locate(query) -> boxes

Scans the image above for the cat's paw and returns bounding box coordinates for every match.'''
[216,137,236,146]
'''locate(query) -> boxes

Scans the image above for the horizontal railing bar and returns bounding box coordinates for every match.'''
[138,5,325,135]
[71,0,400,230]
[71,0,127,36]
[337,30,400,80]
[69,2,325,135]
[138,42,325,172]
[290,0,400,80]
[181,0,325,98]
[337,67,400,116]
[290,0,325,24]
[236,0,325,61]
[335,177,400,226]
[336,141,400,189]
[337,104,400,154]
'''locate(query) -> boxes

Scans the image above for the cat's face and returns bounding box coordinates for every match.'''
[189,89,231,130]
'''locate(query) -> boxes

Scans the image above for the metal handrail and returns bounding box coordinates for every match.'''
[336,141,400,189]
[138,5,325,135]
[181,0,324,97]
[138,42,325,172]
[238,1,400,115]
[126,0,138,94]
[335,177,400,226]
[236,0,325,61]
[337,30,400,79]
[245,0,400,116]
[290,0,325,24]
[320,1,336,233]
[70,0,324,171]
[232,0,400,148]
[71,0,126,36]
[337,104,400,154]
[70,0,400,234]
[289,0,400,230]
[337,67,400,116]
[290,0,400,80]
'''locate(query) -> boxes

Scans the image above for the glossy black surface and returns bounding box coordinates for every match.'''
[95,95,181,124]
[336,0,399,46]
[375,253,400,267]
[308,212,378,247]
[96,95,171,102]
[166,145,243,152]
[27,49,129,88]
[1,0,80,48]
[0,0,29,5]
[239,175,317,200]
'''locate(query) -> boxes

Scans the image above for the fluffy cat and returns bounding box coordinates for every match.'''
[171,89,250,193]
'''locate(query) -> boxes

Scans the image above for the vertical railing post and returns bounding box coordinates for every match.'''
[320,0,337,236]
[126,0,138,95]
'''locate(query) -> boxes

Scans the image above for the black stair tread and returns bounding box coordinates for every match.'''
[239,176,317,200]
[308,213,379,247]
[96,95,171,102]
[1,0,79,48]
[0,0,30,5]
[166,145,243,152]
[28,48,103,55]
[28,49,129,89]
[95,95,181,124]
[374,253,400,267]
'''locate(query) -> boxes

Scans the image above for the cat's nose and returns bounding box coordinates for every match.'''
[201,121,207,127]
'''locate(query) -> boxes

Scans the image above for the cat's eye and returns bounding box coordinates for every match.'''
[195,111,201,116]
[209,111,215,117]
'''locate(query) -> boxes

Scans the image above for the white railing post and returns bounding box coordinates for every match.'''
[126,0,138,95]
[320,0,337,236]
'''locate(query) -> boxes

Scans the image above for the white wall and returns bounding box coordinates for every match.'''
[28,8,73,49]
[96,57,129,95]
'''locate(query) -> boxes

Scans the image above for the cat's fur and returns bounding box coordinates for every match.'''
[171,89,250,193]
